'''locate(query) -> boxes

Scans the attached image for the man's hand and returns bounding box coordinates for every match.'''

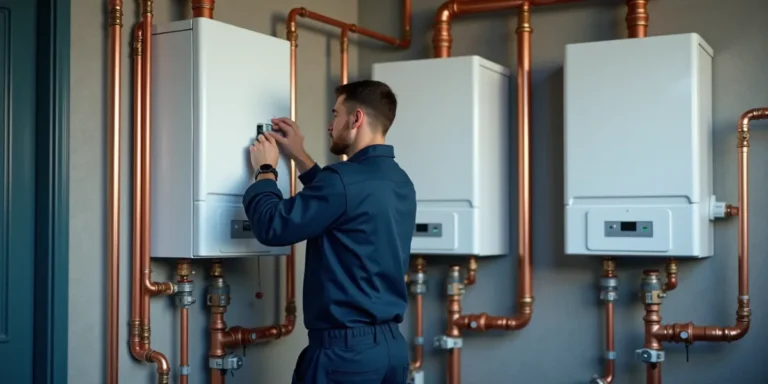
[250,133,279,173]
[267,117,315,173]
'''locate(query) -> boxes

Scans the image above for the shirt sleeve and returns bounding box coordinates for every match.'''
[242,168,346,246]
[298,163,322,186]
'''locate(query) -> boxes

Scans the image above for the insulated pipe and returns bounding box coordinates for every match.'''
[432,0,584,58]
[642,108,768,384]
[192,0,215,18]
[106,1,123,382]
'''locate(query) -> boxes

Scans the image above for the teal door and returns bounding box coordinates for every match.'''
[0,0,38,382]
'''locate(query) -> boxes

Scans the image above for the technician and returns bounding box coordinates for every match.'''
[243,80,416,384]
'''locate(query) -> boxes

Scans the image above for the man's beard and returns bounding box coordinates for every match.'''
[329,120,350,156]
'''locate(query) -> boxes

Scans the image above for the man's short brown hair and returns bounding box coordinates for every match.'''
[335,80,397,134]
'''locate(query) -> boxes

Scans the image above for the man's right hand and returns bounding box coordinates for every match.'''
[267,117,315,173]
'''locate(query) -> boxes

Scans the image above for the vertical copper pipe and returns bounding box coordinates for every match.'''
[410,257,427,371]
[129,20,145,366]
[594,258,616,384]
[454,0,533,333]
[106,1,123,383]
[339,27,350,162]
[180,308,189,384]
[625,0,648,38]
[177,260,192,384]
[445,265,463,384]
[191,0,214,18]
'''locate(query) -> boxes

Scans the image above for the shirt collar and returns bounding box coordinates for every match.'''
[347,144,395,163]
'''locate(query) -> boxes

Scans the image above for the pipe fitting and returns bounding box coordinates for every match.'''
[206,277,230,308]
[599,276,618,302]
[640,270,664,304]
[175,281,196,308]
[446,266,464,296]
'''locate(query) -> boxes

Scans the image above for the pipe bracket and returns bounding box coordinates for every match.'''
[635,348,664,363]
[179,365,190,375]
[433,335,462,350]
[209,353,244,371]
[413,336,424,346]
[410,283,427,295]
[604,350,617,360]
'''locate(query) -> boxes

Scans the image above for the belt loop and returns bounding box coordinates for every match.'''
[345,329,352,349]
[324,331,331,349]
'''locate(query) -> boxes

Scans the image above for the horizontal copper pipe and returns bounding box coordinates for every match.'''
[288,0,411,49]
[106,1,123,382]
[192,0,214,18]
[432,0,585,57]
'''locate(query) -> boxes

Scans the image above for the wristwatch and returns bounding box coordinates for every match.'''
[255,164,278,181]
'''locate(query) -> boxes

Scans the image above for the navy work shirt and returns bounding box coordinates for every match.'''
[242,144,416,330]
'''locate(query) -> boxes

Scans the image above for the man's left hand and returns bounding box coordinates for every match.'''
[250,134,279,172]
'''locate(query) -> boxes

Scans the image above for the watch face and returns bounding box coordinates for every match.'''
[259,164,273,171]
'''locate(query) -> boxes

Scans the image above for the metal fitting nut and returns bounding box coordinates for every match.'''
[410,283,427,295]
[600,289,618,302]
[176,281,194,293]
[599,276,618,289]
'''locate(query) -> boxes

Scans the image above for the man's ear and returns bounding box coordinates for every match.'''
[352,109,364,129]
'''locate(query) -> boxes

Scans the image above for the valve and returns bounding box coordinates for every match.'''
[209,354,244,376]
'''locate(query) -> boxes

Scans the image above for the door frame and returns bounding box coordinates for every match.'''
[33,0,70,383]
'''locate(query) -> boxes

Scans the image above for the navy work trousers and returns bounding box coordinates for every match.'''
[291,322,410,384]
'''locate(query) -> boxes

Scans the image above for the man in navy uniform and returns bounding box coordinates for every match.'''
[244,80,416,384]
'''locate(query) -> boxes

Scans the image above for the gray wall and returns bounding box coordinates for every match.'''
[69,1,359,383]
[356,0,768,383]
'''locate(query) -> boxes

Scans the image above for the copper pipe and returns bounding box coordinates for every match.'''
[626,0,648,38]
[453,1,533,333]
[662,259,677,293]
[127,2,173,383]
[177,260,192,384]
[191,0,214,18]
[129,18,145,373]
[593,258,616,384]
[339,27,350,162]
[446,265,463,384]
[642,108,767,383]
[464,256,477,287]
[410,257,427,371]
[432,0,584,58]
[106,1,123,383]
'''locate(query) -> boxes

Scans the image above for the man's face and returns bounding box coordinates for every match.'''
[329,96,355,156]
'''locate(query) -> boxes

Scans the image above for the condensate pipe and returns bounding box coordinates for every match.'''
[642,108,767,383]
[106,1,123,382]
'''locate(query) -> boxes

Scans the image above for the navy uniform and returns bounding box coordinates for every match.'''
[243,144,416,384]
